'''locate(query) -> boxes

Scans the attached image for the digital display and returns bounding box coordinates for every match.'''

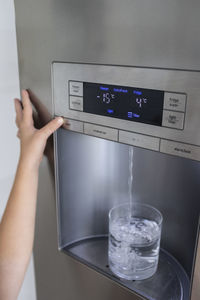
[83,82,164,126]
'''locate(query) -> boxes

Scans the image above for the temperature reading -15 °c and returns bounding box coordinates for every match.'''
[97,92,115,104]
[83,82,164,127]
[136,98,148,108]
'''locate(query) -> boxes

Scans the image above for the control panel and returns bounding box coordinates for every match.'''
[69,81,186,130]
[52,63,200,161]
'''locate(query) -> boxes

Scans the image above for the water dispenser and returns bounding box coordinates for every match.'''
[53,62,200,300]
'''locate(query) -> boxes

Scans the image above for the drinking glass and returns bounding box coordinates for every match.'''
[108,202,163,280]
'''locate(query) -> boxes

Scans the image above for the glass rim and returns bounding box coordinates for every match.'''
[109,202,163,226]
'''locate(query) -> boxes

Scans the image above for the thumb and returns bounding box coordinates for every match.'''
[39,117,64,139]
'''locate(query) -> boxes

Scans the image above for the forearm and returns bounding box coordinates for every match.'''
[0,91,63,300]
[0,159,39,299]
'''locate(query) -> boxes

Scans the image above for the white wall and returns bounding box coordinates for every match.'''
[0,1,36,299]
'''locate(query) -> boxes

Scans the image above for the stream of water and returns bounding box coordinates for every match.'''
[128,146,134,216]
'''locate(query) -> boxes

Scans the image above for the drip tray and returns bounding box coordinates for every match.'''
[62,236,190,300]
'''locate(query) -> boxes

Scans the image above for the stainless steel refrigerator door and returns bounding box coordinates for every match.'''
[14,0,200,299]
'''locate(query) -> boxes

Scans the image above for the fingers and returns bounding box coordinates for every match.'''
[39,117,64,139]
[21,89,33,123]
[62,118,71,130]
[14,98,23,127]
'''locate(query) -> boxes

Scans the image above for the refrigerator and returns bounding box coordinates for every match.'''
[14,1,200,299]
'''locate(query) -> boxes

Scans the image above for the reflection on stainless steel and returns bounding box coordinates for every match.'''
[27,89,52,128]
[64,237,190,300]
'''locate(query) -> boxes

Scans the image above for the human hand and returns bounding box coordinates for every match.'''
[14,90,64,171]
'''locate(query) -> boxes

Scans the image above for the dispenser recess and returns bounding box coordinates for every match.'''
[53,63,200,300]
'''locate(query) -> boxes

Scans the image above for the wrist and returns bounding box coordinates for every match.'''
[18,155,40,174]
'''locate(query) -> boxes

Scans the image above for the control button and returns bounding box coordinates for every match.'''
[69,96,83,111]
[160,140,200,161]
[119,131,160,151]
[84,123,118,141]
[164,93,186,112]
[69,81,83,96]
[162,110,184,129]
[66,119,84,133]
